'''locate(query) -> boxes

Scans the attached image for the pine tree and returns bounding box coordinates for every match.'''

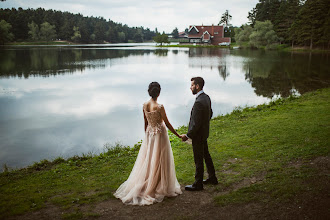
[291,0,329,49]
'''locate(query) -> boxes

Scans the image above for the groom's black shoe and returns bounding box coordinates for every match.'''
[185,184,203,191]
[203,177,218,185]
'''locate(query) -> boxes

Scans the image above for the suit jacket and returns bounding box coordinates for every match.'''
[187,92,213,141]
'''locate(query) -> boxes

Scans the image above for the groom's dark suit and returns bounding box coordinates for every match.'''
[187,92,216,187]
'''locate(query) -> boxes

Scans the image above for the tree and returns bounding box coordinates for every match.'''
[0,20,14,44]
[133,32,143,42]
[250,0,282,28]
[40,22,57,43]
[28,21,40,41]
[249,20,279,49]
[274,0,301,44]
[226,26,236,41]
[71,26,81,42]
[247,8,257,26]
[153,32,169,45]
[93,20,107,43]
[218,10,232,27]
[235,25,253,45]
[0,8,156,44]
[118,31,126,42]
[172,27,179,38]
[290,0,329,49]
[322,8,330,49]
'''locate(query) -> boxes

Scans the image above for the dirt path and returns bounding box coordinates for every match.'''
[8,185,329,220]
[7,157,330,220]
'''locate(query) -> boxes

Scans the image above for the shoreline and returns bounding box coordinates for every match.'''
[1,87,329,219]
[2,87,329,173]
[2,41,330,52]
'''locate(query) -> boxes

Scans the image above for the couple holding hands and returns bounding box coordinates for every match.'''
[114,77,218,206]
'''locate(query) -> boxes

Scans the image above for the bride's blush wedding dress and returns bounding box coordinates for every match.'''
[114,104,182,205]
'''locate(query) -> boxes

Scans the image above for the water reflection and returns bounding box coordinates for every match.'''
[233,50,330,98]
[0,47,160,78]
[188,48,231,81]
[0,46,329,169]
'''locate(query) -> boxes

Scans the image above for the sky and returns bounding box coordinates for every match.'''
[1,0,259,33]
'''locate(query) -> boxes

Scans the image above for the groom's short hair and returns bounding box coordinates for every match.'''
[191,77,205,89]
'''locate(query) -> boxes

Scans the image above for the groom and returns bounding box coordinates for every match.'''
[182,77,218,191]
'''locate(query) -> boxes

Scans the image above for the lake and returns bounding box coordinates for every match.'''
[0,44,329,169]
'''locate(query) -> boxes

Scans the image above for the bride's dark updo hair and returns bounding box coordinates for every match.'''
[148,82,161,100]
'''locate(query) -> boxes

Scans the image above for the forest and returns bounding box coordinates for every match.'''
[0,7,156,44]
[239,0,330,49]
[0,0,329,49]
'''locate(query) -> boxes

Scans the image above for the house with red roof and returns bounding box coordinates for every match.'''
[187,25,231,45]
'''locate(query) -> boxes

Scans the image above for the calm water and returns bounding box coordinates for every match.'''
[0,44,329,169]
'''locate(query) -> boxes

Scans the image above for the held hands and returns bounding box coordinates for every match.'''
[181,134,188,142]
[175,133,188,142]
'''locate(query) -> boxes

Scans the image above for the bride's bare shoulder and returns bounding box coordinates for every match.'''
[158,103,165,111]
[143,102,149,109]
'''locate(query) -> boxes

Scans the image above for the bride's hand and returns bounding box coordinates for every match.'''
[177,134,183,139]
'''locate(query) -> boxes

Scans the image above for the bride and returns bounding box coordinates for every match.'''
[114,82,182,205]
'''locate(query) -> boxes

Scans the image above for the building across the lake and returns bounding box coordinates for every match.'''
[186,25,231,45]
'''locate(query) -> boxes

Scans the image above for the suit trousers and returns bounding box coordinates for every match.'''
[192,138,216,186]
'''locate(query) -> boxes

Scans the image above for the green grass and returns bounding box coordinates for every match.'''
[171,89,329,206]
[0,88,329,218]
[158,44,230,48]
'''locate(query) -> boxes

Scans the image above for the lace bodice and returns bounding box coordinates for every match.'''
[143,103,164,135]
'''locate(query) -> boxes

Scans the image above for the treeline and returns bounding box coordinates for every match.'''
[0,7,156,44]
[244,0,330,49]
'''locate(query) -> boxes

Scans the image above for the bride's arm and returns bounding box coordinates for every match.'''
[160,105,182,138]
[143,109,148,132]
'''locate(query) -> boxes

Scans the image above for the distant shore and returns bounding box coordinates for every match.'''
[3,41,330,52]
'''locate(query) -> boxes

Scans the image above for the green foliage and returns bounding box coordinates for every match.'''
[274,0,301,44]
[234,25,253,46]
[290,0,330,49]
[133,32,143,43]
[118,31,126,42]
[40,22,57,43]
[171,27,179,39]
[71,26,81,42]
[0,19,14,44]
[0,8,156,44]
[250,0,330,49]
[28,21,40,41]
[249,20,279,49]
[219,10,232,27]
[153,32,169,45]
[247,7,257,26]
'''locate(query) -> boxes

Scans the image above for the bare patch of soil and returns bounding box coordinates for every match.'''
[7,157,329,220]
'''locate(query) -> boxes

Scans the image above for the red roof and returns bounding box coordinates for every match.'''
[188,25,223,38]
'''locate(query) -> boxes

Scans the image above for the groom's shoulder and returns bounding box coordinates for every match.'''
[200,92,210,99]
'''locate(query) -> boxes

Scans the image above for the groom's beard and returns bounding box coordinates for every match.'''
[192,88,198,95]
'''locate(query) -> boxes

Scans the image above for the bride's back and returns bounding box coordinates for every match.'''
[143,101,164,130]
[144,100,160,113]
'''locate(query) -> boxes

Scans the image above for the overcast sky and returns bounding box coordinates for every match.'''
[1,0,259,33]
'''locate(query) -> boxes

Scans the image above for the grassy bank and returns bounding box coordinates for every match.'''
[1,88,329,219]
[157,44,230,49]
